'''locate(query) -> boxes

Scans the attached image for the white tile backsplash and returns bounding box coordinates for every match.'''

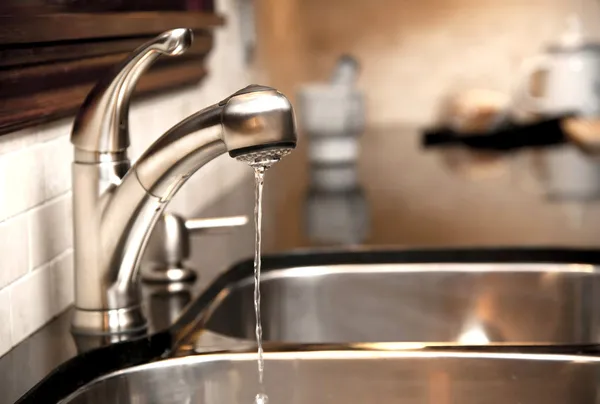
[0,214,29,289]
[0,0,250,357]
[0,127,38,156]
[9,265,54,343]
[28,194,73,269]
[50,250,74,315]
[0,144,46,222]
[0,288,12,357]
[43,135,72,199]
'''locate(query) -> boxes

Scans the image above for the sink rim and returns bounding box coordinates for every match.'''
[77,348,600,379]
[232,262,599,288]
[59,346,600,403]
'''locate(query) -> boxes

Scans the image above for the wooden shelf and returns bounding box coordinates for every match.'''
[0,10,223,136]
[0,12,224,44]
[0,63,208,135]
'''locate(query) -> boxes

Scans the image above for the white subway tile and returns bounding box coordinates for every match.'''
[0,214,29,289]
[149,95,187,134]
[28,195,73,269]
[0,127,38,156]
[129,102,157,162]
[43,135,72,199]
[9,266,54,343]
[0,146,46,221]
[0,288,12,357]
[50,251,74,315]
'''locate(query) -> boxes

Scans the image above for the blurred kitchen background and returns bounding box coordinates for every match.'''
[252,0,600,250]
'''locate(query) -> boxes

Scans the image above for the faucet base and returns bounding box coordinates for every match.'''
[71,306,147,336]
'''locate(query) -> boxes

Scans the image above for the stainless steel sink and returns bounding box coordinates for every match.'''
[59,349,600,403]
[201,262,600,345]
[18,249,600,403]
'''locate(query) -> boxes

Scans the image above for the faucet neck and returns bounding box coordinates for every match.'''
[71,103,226,336]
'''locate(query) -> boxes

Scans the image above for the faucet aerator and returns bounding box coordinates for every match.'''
[234,146,294,169]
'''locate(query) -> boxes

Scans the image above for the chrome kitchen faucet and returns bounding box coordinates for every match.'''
[70,28,297,336]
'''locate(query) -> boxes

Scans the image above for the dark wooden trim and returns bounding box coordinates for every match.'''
[0,0,215,14]
[0,12,225,44]
[1,37,150,68]
[0,63,207,135]
[0,9,223,137]
[0,32,213,68]
[0,35,212,98]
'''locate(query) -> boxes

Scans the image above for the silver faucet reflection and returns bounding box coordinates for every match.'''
[70,28,297,336]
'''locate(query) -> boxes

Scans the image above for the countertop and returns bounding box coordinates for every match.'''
[5,125,600,402]
[262,125,600,250]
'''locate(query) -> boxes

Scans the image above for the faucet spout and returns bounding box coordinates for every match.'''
[70,31,296,337]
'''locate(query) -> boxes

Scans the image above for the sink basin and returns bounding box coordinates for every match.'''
[200,249,600,346]
[59,349,600,403]
[17,249,600,403]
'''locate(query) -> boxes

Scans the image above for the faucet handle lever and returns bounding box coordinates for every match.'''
[71,28,193,157]
[185,216,249,232]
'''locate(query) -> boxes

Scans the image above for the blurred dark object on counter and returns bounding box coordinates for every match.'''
[429,88,516,179]
[423,113,600,201]
[423,115,600,154]
[422,116,569,151]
